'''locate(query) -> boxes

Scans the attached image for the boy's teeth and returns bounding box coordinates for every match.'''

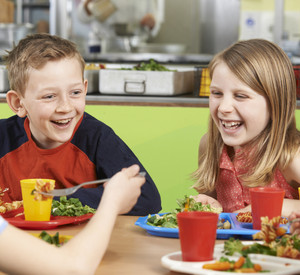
[55,119,70,124]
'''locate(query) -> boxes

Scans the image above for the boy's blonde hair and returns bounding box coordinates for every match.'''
[193,39,300,193]
[5,33,85,95]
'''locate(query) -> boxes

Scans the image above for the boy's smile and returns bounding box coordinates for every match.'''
[209,62,270,151]
[18,57,87,149]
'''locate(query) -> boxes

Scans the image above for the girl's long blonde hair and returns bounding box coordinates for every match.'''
[193,39,300,193]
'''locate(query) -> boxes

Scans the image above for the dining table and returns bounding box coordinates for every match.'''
[6,215,224,275]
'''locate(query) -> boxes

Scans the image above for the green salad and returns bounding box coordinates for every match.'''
[224,236,300,259]
[51,196,96,217]
[146,196,222,228]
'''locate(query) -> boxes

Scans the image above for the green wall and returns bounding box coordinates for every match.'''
[0,103,209,212]
[2,102,300,213]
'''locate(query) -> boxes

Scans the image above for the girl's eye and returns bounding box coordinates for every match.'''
[235,93,248,99]
[210,90,223,96]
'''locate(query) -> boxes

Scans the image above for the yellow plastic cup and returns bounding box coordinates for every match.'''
[298,187,300,199]
[20,179,55,221]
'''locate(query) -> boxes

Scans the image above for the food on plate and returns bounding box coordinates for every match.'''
[37,231,72,247]
[253,216,287,242]
[85,63,106,70]
[203,256,263,272]
[0,187,23,214]
[146,196,224,228]
[218,218,231,229]
[224,216,300,260]
[32,179,55,201]
[236,211,288,224]
[236,212,253,223]
[0,187,8,197]
[51,196,96,217]
[0,200,23,214]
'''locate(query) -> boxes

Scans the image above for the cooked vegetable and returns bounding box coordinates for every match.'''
[133,59,174,71]
[224,235,300,259]
[121,59,176,72]
[224,237,245,256]
[233,255,245,269]
[203,256,265,272]
[202,260,231,271]
[51,196,96,217]
[224,216,300,260]
[39,231,62,247]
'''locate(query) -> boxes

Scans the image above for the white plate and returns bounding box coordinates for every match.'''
[161,242,300,275]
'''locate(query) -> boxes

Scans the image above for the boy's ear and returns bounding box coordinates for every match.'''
[84,79,88,95]
[6,90,27,117]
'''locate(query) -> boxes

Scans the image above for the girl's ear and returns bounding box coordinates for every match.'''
[6,90,27,117]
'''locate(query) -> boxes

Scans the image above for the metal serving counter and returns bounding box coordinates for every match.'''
[83,52,213,65]
[0,92,208,107]
[85,94,209,107]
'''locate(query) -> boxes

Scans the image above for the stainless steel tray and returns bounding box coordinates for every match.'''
[99,68,194,96]
[84,69,99,94]
[0,65,9,92]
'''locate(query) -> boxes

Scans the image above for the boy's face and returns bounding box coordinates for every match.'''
[19,57,87,149]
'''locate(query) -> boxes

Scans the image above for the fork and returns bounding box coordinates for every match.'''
[36,171,146,197]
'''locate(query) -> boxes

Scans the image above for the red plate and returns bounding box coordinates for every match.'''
[0,207,24,218]
[2,208,93,230]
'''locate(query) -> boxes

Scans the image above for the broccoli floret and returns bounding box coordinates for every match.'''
[224,237,244,256]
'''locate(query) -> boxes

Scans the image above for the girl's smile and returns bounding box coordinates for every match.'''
[209,61,270,150]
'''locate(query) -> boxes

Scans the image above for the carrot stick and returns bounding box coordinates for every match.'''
[234,256,245,269]
[202,261,231,271]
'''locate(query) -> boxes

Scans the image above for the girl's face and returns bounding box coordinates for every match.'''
[209,61,270,151]
[19,57,87,149]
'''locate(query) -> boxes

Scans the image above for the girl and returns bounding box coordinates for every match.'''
[193,39,300,216]
[0,165,145,275]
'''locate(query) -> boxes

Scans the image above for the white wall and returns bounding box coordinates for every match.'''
[151,0,201,53]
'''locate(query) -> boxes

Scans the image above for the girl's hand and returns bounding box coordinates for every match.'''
[192,194,223,209]
[288,211,300,235]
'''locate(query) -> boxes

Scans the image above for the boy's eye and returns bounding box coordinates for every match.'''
[72,90,82,96]
[43,94,55,99]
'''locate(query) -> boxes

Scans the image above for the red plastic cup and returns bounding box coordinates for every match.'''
[250,187,285,230]
[177,211,219,262]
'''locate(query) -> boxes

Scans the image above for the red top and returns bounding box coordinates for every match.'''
[0,117,97,203]
[216,146,298,212]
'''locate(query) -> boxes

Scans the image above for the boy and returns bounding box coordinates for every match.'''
[1,33,161,215]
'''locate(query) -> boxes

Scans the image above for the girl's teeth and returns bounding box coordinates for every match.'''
[222,121,241,129]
